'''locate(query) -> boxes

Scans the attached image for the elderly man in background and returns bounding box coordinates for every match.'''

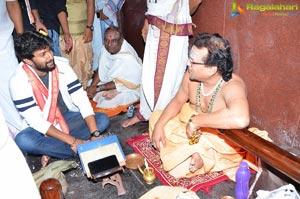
[87,27,142,109]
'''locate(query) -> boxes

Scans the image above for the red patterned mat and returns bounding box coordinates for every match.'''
[126,133,230,194]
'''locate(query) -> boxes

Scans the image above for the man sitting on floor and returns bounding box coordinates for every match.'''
[10,31,110,167]
[150,33,255,180]
[86,27,142,109]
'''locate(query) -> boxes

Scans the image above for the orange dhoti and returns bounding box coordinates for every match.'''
[149,103,271,180]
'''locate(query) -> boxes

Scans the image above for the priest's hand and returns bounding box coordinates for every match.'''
[151,125,166,151]
[186,115,202,145]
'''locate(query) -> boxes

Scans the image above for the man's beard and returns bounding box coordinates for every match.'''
[34,59,56,72]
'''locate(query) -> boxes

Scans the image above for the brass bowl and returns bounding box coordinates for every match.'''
[125,153,145,169]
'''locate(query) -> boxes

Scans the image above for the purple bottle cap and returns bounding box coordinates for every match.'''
[240,161,248,167]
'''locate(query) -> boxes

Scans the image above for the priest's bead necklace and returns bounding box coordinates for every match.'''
[196,78,224,113]
[200,78,224,97]
[189,78,223,145]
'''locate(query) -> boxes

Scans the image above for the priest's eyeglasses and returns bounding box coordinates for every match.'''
[188,58,206,65]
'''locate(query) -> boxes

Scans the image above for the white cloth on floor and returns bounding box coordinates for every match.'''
[139,186,200,199]
[256,184,300,199]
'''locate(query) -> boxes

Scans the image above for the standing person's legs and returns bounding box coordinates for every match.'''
[48,29,61,56]
[122,25,158,128]
[91,17,103,71]
[122,35,188,128]
[155,35,188,110]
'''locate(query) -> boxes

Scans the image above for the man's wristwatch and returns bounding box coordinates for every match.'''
[86,25,94,31]
[91,130,101,137]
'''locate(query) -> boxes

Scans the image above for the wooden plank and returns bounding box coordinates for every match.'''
[219,128,300,183]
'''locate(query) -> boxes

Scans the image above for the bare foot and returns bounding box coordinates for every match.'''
[189,152,203,173]
[41,155,50,168]
[102,89,120,100]
[122,115,141,128]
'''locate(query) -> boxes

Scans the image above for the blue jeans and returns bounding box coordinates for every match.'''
[47,29,61,56]
[15,112,110,159]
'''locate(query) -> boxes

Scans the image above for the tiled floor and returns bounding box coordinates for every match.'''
[27,112,244,199]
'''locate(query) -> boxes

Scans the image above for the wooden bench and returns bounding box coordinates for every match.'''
[219,128,300,184]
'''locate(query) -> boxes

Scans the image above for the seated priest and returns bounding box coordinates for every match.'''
[149,33,271,180]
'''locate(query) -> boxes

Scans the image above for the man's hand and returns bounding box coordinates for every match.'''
[141,19,149,42]
[86,85,97,99]
[83,29,93,43]
[35,21,48,34]
[151,125,166,151]
[186,121,202,145]
[186,114,202,145]
[186,122,196,139]
[69,138,87,154]
[64,33,73,54]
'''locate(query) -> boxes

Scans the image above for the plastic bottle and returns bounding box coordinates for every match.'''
[235,161,251,199]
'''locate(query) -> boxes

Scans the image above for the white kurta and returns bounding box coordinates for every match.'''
[0,3,39,197]
[93,40,142,108]
[139,0,191,120]
[0,0,23,136]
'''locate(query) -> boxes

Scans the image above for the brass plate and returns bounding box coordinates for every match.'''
[125,153,145,169]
